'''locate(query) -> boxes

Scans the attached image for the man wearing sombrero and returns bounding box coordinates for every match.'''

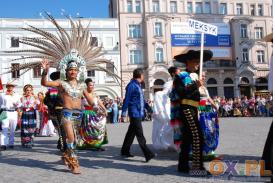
[170,50,213,176]
[0,81,21,151]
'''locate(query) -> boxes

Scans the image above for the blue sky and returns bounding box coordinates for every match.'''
[0,0,109,18]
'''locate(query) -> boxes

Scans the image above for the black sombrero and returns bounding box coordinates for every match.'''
[50,71,60,81]
[174,50,213,63]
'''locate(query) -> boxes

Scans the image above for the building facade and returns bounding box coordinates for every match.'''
[109,0,272,99]
[0,18,121,99]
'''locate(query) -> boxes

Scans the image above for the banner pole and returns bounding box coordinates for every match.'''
[199,33,205,79]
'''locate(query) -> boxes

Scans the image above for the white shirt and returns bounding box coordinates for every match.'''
[0,92,21,110]
[162,80,173,95]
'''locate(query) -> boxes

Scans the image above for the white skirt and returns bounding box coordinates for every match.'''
[40,120,57,137]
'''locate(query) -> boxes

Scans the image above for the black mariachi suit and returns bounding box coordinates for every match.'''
[44,89,67,152]
[173,72,205,173]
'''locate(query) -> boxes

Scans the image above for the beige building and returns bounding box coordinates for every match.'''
[109,0,273,99]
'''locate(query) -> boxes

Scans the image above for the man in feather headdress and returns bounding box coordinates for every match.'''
[41,58,99,174]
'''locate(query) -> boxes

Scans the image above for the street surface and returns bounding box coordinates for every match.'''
[0,117,272,183]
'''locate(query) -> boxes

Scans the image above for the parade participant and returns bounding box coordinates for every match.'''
[152,66,180,151]
[78,78,108,150]
[41,59,94,174]
[38,92,56,137]
[198,72,219,160]
[0,82,21,150]
[20,84,40,148]
[4,14,120,174]
[170,50,212,176]
[261,33,273,177]
[121,68,155,162]
[43,71,67,151]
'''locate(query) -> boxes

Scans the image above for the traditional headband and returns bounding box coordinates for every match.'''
[58,49,86,82]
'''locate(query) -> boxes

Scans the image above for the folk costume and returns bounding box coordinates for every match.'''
[0,82,21,149]
[20,91,40,148]
[4,13,120,174]
[44,72,67,151]
[152,80,176,151]
[170,50,213,175]
[79,94,108,150]
[198,86,219,158]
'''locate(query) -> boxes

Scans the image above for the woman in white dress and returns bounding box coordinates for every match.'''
[152,67,180,151]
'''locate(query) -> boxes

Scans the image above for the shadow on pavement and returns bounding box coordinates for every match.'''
[0,138,266,181]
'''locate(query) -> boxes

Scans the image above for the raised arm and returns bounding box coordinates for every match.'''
[41,59,60,88]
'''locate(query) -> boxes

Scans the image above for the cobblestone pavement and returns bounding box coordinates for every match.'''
[0,117,272,183]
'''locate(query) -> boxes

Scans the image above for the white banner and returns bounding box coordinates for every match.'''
[188,19,218,36]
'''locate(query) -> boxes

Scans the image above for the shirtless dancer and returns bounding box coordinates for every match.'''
[41,59,95,174]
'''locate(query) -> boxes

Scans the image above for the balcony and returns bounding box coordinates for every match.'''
[203,60,236,70]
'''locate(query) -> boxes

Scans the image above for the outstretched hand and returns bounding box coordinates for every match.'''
[196,79,204,87]
[41,59,49,70]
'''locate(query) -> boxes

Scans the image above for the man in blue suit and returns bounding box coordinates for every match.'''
[120,68,155,162]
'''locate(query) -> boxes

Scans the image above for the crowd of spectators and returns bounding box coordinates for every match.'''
[102,94,273,123]
[213,95,273,117]
[102,97,154,123]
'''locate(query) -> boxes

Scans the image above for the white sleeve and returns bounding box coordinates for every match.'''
[15,94,22,108]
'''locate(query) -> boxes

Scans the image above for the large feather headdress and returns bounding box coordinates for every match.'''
[4,13,120,83]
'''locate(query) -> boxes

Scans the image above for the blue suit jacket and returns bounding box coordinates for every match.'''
[121,79,145,118]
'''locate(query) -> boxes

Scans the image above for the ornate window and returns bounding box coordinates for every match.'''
[128,24,141,38]
[207,78,217,85]
[224,78,234,84]
[129,50,142,64]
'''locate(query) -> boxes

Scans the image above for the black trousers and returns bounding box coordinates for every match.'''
[51,110,67,151]
[121,117,153,159]
[178,105,204,171]
[261,122,273,175]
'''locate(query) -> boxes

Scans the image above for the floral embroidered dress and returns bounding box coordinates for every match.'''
[20,96,40,147]
[198,86,219,156]
[77,95,108,149]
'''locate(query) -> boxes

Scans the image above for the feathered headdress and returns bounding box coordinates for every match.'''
[3,13,120,83]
